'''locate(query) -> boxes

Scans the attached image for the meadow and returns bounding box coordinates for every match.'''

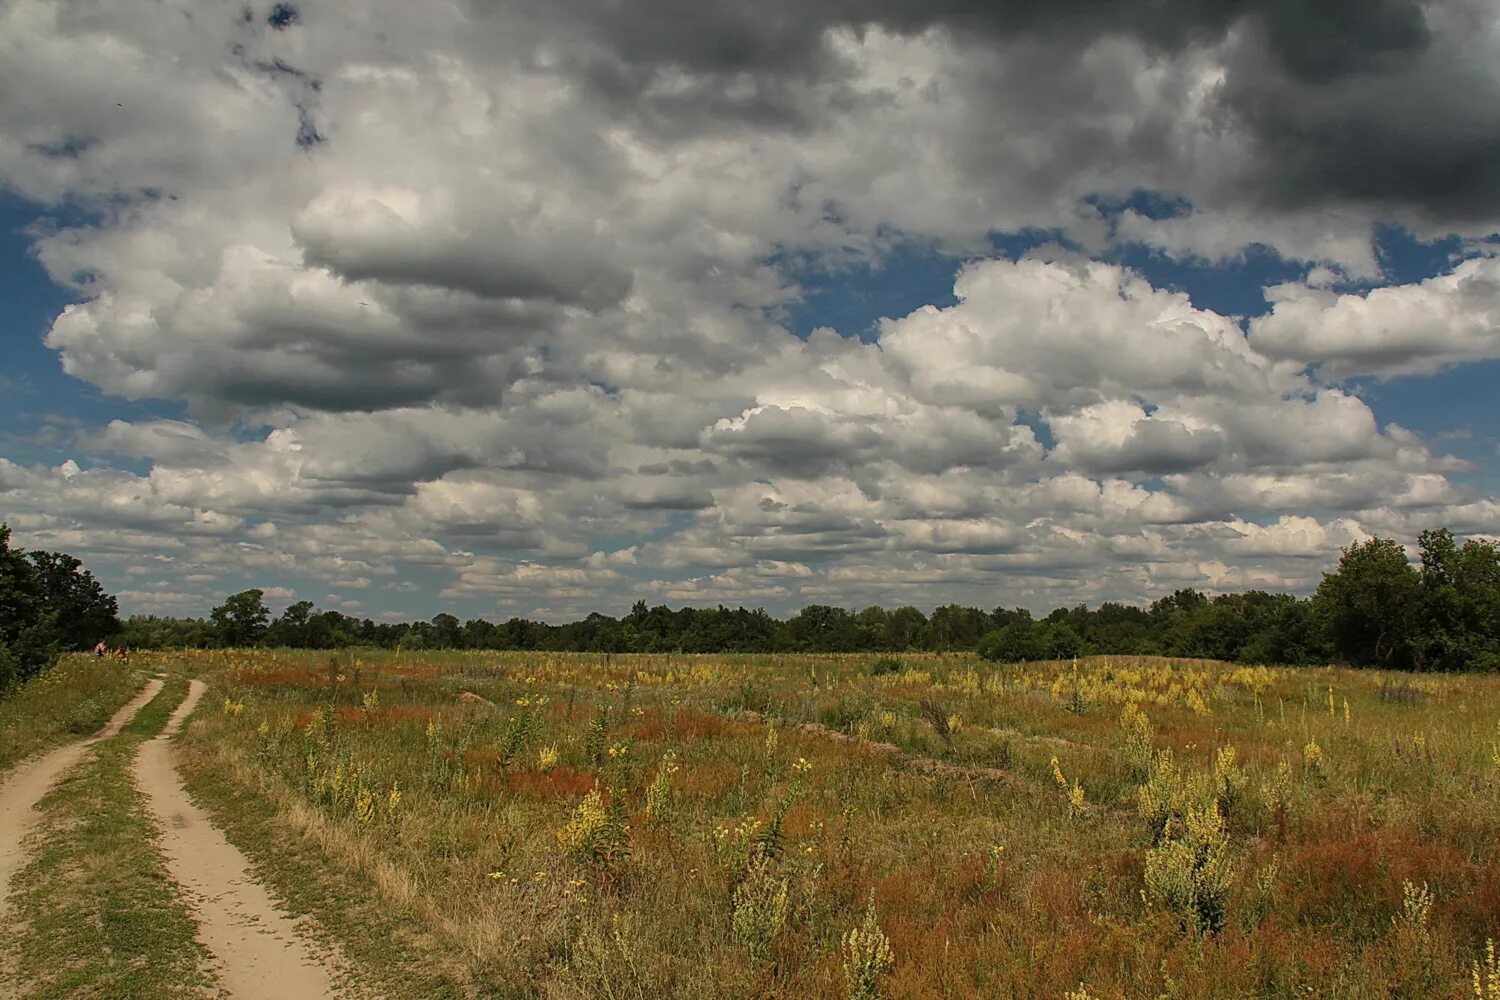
[122,648,1500,999]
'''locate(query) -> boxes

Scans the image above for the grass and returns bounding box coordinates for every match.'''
[178,745,469,999]
[138,648,1500,998]
[4,676,220,1000]
[0,657,143,773]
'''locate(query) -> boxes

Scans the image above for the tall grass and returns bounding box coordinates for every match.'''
[174,648,1500,998]
[0,654,142,772]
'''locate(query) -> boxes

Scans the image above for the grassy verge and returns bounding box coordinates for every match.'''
[177,735,466,999]
[0,654,143,772]
[5,677,221,1000]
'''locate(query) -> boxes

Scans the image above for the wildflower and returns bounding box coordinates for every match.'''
[645,751,679,826]
[1303,739,1324,772]
[792,756,812,775]
[842,892,894,1000]
[386,782,402,814]
[557,787,629,866]
[538,745,560,773]
[1050,756,1067,791]
[1068,782,1086,817]
[1142,801,1232,933]
[355,787,377,823]
[1474,939,1499,1000]
[1398,879,1433,930]
[731,857,790,966]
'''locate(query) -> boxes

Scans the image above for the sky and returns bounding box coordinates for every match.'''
[1,0,1499,624]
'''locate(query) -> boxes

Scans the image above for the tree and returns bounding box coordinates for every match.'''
[883,606,928,651]
[210,589,271,647]
[1414,529,1500,671]
[977,620,1049,663]
[265,600,315,647]
[430,612,463,649]
[781,605,860,652]
[26,550,121,649]
[1314,537,1422,668]
[926,604,990,650]
[0,523,43,686]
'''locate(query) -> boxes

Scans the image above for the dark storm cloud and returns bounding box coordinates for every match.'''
[498,0,1498,223]
[508,0,1427,82]
[1222,12,1500,221]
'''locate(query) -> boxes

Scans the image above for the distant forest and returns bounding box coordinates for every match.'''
[3,524,1499,686]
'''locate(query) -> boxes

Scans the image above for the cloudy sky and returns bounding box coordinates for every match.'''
[2,0,1499,623]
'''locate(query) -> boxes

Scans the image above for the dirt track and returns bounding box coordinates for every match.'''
[0,677,165,998]
[0,677,165,914]
[135,678,347,999]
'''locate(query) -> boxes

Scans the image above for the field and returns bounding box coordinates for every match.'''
[13,649,1500,999]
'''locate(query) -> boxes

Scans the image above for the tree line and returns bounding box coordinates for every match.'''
[119,528,1500,672]
[3,522,1498,685]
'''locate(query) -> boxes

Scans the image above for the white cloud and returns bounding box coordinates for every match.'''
[1249,256,1500,378]
[1,0,1498,619]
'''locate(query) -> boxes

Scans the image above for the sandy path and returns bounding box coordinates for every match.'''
[0,676,165,912]
[136,679,345,1000]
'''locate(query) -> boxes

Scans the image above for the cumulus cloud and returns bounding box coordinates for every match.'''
[1249,256,1500,377]
[1,0,1498,618]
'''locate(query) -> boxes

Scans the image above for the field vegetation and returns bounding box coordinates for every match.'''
[0,656,141,771]
[119,646,1500,999]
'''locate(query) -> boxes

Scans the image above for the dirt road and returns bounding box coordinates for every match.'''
[0,676,165,913]
[135,678,347,1000]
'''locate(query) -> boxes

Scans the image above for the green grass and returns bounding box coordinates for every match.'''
[0,657,143,772]
[5,677,220,1000]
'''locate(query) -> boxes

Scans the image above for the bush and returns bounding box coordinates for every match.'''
[869,657,904,676]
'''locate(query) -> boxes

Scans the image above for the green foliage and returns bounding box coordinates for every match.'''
[977,619,1080,663]
[25,550,121,649]
[1,524,121,687]
[1314,531,1500,671]
[210,589,272,647]
[585,705,611,767]
[44,522,1495,678]
[1314,537,1423,668]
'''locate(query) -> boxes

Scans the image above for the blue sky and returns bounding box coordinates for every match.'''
[2,1,1498,622]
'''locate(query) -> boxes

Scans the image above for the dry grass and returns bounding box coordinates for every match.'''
[132,647,1500,999]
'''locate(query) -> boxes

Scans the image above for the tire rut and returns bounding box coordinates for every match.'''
[135,679,351,1000]
[0,676,166,996]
